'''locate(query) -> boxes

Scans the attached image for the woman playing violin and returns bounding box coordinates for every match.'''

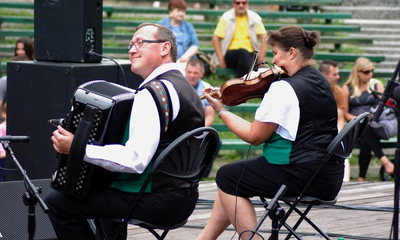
[196,25,341,240]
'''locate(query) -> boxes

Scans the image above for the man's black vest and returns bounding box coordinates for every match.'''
[112,69,205,193]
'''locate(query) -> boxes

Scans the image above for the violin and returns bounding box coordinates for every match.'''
[201,66,288,106]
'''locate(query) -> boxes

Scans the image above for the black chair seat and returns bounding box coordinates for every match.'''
[128,218,188,231]
[128,219,188,240]
[281,196,337,206]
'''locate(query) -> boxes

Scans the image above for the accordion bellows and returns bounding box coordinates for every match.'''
[51,80,135,199]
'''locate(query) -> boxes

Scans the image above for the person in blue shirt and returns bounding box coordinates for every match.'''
[158,0,199,73]
[185,58,217,178]
[185,59,215,127]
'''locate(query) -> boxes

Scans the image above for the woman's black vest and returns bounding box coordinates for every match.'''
[283,65,338,164]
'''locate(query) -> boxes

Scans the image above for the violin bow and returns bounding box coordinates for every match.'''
[244,50,259,81]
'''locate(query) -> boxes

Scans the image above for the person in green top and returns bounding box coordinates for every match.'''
[197,25,342,240]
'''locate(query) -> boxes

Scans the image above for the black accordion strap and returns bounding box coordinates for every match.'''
[141,80,172,140]
[65,105,97,195]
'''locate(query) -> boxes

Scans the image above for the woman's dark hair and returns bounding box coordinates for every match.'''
[14,37,34,60]
[168,0,187,12]
[267,25,319,60]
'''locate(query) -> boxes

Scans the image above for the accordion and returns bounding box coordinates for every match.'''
[50,80,136,199]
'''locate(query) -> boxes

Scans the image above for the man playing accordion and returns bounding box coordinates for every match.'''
[45,23,205,240]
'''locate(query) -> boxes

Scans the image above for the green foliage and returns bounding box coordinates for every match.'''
[203,74,227,87]
[0,9,33,17]
[341,45,364,54]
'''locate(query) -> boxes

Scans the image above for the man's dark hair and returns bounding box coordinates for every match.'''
[187,58,205,72]
[319,59,338,74]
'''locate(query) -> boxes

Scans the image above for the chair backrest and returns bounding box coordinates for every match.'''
[298,112,370,199]
[327,112,371,160]
[107,127,220,240]
[153,127,220,181]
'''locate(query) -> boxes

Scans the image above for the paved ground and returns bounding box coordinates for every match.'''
[126,180,397,240]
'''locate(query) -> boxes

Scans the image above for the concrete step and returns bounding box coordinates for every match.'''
[323,6,400,19]
[353,30,400,36]
[380,63,399,69]
[363,46,400,53]
[343,19,400,31]
[374,40,400,46]
[338,17,400,71]
[349,33,400,41]
[344,19,400,25]
[338,0,400,6]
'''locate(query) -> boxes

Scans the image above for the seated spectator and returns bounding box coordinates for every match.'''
[14,37,34,60]
[342,57,394,181]
[319,59,350,181]
[185,59,215,127]
[212,0,268,78]
[158,0,199,73]
[185,59,216,178]
[319,60,345,131]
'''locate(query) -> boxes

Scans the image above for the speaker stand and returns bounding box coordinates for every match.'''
[2,141,49,240]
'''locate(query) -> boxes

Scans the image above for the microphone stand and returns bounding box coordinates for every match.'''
[246,185,287,240]
[87,51,128,87]
[391,85,400,240]
[1,141,49,240]
[373,58,400,240]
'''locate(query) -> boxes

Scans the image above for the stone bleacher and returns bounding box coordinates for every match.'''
[0,0,395,160]
[0,1,387,78]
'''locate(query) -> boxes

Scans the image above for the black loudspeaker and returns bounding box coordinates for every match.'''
[5,60,143,181]
[0,178,56,239]
[34,0,103,63]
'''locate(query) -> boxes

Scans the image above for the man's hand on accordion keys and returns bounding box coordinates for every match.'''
[51,125,74,155]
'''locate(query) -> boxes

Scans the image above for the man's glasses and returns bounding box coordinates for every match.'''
[359,69,374,75]
[127,39,166,51]
[234,1,247,5]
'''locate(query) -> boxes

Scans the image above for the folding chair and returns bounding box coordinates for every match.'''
[102,127,220,240]
[249,112,371,240]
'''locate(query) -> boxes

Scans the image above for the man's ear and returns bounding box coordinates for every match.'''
[199,69,205,78]
[160,41,171,58]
